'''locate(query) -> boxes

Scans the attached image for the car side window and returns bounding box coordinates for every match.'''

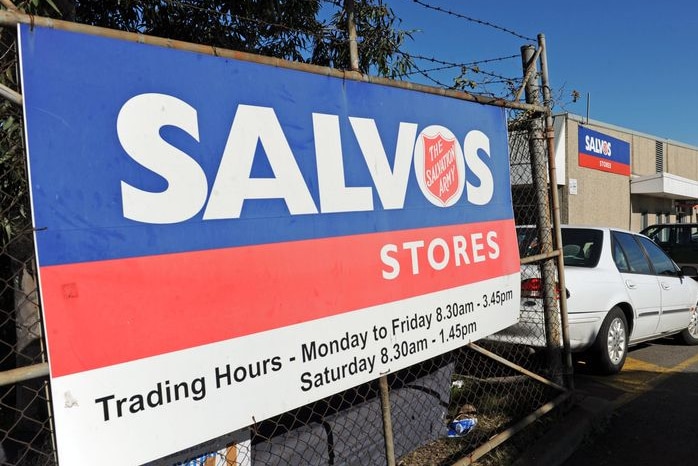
[612,232,652,274]
[677,226,692,245]
[638,236,679,276]
[612,241,630,272]
[676,225,698,245]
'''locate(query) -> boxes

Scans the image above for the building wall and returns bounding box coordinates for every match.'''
[563,118,632,229]
[631,136,658,176]
[667,144,698,179]
[557,114,698,232]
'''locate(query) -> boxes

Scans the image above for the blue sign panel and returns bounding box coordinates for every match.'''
[19,24,519,465]
[578,126,631,175]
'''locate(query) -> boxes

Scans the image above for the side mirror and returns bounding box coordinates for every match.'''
[680,265,698,278]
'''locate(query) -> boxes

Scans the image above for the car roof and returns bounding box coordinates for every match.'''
[518,224,649,236]
[560,225,639,236]
[642,223,698,227]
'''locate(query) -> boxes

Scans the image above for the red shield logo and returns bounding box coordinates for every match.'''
[421,133,459,205]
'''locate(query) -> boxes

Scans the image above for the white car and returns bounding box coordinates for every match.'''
[499,226,698,374]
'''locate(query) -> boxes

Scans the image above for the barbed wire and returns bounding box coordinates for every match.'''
[408,53,520,68]
[407,60,521,101]
[409,0,536,43]
[410,63,451,88]
[118,0,533,100]
[402,52,521,86]
[159,0,523,94]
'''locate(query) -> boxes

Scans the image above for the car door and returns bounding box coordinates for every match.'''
[637,235,693,333]
[612,232,661,338]
[667,225,698,269]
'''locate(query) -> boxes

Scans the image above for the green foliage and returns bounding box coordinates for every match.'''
[0,96,25,245]
[72,0,323,63]
[0,11,28,247]
[312,0,414,78]
[453,65,478,91]
[71,0,414,77]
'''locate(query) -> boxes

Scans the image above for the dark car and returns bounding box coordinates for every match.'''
[640,223,698,273]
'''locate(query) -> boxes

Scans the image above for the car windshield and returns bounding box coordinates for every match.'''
[516,227,603,267]
[641,225,665,242]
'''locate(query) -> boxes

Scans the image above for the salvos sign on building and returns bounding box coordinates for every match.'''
[19,25,520,465]
[578,126,631,176]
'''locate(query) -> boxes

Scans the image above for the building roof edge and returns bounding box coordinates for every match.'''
[553,112,698,151]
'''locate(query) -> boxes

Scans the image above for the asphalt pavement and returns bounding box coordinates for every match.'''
[511,341,698,466]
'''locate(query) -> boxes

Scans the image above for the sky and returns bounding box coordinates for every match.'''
[387,0,698,147]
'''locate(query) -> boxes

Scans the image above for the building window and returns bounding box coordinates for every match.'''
[641,212,648,229]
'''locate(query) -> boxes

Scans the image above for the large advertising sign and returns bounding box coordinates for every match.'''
[19,24,520,465]
[578,126,631,175]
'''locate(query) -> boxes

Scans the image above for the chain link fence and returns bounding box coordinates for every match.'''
[0,17,568,466]
[1,112,54,464]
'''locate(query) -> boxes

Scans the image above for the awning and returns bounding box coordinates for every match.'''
[630,172,698,200]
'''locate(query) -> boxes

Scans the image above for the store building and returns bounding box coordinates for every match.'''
[550,113,698,231]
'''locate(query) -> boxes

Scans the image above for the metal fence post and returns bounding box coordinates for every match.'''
[345,0,360,72]
[538,34,574,389]
[379,375,396,466]
[520,44,564,385]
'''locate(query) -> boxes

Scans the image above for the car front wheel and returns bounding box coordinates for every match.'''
[590,307,628,375]
[678,305,698,345]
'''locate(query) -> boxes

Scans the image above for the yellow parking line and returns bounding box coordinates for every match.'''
[612,352,698,407]
[622,356,668,374]
[586,357,667,394]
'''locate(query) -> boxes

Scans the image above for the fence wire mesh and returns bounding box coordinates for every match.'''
[0,21,566,466]
[1,103,54,464]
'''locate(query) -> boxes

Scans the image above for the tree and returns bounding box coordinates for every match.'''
[70,0,413,77]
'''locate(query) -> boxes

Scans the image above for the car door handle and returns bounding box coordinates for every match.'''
[661,282,671,290]
[625,280,636,289]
